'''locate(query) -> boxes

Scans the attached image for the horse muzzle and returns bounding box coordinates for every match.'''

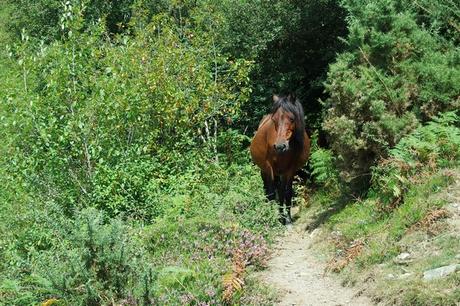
[274,143,289,153]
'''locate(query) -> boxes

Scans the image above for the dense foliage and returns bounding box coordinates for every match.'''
[1,1,279,304]
[323,0,460,189]
[320,112,460,305]
[371,112,460,211]
[1,0,459,304]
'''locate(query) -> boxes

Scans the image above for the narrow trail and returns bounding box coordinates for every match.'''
[259,225,373,306]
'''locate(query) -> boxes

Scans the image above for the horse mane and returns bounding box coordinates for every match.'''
[271,94,305,148]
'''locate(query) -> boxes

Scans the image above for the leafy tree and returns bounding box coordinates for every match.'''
[6,0,134,41]
[213,0,348,132]
[6,1,251,217]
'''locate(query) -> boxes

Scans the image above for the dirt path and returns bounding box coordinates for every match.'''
[259,225,373,306]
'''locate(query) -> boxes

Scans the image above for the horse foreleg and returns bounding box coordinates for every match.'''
[261,170,276,201]
[284,178,294,224]
[277,176,287,224]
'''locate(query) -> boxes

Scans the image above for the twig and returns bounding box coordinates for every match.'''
[358,47,396,104]
[69,168,88,195]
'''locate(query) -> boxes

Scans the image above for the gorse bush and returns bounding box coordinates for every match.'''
[37,209,154,305]
[0,203,154,305]
[404,0,460,44]
[324,0,460,190]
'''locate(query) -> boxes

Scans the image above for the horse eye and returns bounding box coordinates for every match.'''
[289,118,295,123]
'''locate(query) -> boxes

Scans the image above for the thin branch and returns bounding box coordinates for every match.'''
[213,117,218,164]
[358,47,396,104]
[69,168,89,196]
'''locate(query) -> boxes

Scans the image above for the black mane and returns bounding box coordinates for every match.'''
[271,94,305,147]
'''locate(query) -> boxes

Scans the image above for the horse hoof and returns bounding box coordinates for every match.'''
[279,216,293,226]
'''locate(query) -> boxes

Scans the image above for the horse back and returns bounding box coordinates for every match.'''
[250,115,273,171]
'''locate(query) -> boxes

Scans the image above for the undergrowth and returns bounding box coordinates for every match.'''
[0,162,280,305]
[305,112,460,305]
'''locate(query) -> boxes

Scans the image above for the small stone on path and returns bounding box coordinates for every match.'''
[394,252,412,264]
[423,264,460,281]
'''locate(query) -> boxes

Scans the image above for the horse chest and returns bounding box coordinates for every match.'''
[270,152,294,174]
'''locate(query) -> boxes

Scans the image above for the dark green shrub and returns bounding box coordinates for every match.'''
[323,1,460,190]
[1,205,156,305]
[216,0,348,130]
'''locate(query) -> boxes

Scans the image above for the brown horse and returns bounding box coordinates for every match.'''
[250,94,310,224]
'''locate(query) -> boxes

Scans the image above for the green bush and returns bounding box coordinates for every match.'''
[309,132,339,187]
[370,112,460,211]
[323,0,460,190]
[5,1,252,215]
[0,161,279,305]
[0,203,155,305]
[7,0,134,41]
[1,2,281,302]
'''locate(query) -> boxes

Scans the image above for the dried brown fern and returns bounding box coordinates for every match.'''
[409,208,450,235]
[326,239,364,273]
[222,249,247,303]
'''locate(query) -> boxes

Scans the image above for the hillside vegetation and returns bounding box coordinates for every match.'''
[0,0,459,305]
[304,112,460,305]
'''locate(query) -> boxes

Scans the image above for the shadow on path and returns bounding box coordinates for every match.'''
[304,195,350,232]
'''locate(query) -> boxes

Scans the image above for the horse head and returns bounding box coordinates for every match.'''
[271,94,305,153]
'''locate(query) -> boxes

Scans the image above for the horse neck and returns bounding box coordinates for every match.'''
[258,115,272,129]
[290,129,304,150]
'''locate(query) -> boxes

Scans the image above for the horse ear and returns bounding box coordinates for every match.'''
[272,94,280,102]
[287,93,296,102]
